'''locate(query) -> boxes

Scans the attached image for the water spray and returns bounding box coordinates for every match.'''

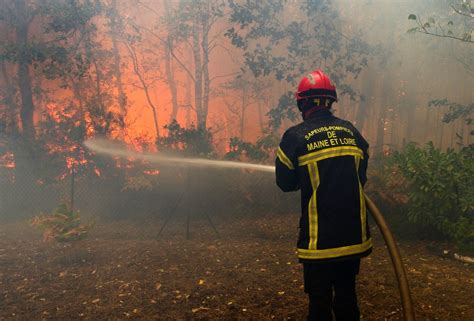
[84,138,275,172]
[84,138,415,321]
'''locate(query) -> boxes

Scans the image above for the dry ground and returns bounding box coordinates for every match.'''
[0,214,473,320]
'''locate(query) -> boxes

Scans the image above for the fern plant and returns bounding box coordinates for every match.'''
[31,203,94,242]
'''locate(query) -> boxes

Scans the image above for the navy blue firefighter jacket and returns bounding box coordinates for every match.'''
[275,109,372,263]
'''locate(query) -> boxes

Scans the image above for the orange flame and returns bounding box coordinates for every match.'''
[143,169,160,175]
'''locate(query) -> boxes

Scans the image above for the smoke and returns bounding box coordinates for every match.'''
[83,138,275,173]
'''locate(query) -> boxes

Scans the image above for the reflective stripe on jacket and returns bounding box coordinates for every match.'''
[276,109,372,263]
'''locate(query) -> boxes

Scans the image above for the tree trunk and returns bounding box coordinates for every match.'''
[374,73,390,156]
[185,67,193,127]
[240,88,247,140]
[0,61,19,135]
[11,0,37,203]
[436,108,445,149]
[201,0,210,129]
[68,76,85,111]
[164,41,179,124]
[15,0,35,141]
[354,69,375,134]
[126,43,160,139]
[110,0,127,115]
[405,94,417,145]
[163,0,180,124]
[192,9,204,128]
[256,99,265,135]
[86,40,104,111]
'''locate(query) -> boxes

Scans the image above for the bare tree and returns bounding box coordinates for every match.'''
[124,41,161,139]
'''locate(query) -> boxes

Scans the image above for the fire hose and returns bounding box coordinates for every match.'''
[83,139,416,320]
[364,194,415,321]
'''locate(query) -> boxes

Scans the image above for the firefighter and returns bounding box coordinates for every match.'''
[275,70,371,321]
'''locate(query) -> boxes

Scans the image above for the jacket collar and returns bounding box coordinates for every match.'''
[303,108,333,121]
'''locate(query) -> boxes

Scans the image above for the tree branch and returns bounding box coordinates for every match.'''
[127,21,196,82]
[415,16,474,43]
[451,5,474,19]
[124,41,161,138]
[210,71,239,83]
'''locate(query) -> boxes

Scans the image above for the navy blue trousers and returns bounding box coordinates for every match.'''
[303,259,360,321]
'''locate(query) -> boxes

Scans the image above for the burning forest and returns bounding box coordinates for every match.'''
[0,0,473,320]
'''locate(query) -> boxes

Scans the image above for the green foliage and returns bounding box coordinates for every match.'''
[31,203,94,242]
[41,0,102,35]
[157,120,215,157]
[408,1,473,44]
[0,0,119,181]
[429,99,473,135]
[122,121,217,193]
[225,137,268,161]
[266,91,299,129]
[365,158,423,240]
[407,27,420,34]
[392,142,474,252]
[0,0,102,68]
[226,0,371,129]
[36,99,122,181]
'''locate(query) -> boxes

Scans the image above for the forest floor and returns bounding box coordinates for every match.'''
[0,214,473,321]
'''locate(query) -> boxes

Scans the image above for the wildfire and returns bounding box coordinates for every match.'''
[65,156,88,170]
[0,152,15,169]
[143,169,160,175]
[84,112,95,137]
[44,103,75,123]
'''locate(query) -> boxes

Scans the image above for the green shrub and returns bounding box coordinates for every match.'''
[31,203,94,242]
[225,137,269,161]
[156,120,215,157]
[392,142,474,252]
[365,158,420,239]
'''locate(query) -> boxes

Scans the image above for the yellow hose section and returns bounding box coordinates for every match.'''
[364,194,416,321]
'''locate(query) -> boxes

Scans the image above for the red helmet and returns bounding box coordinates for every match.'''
[295,70,338,102]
